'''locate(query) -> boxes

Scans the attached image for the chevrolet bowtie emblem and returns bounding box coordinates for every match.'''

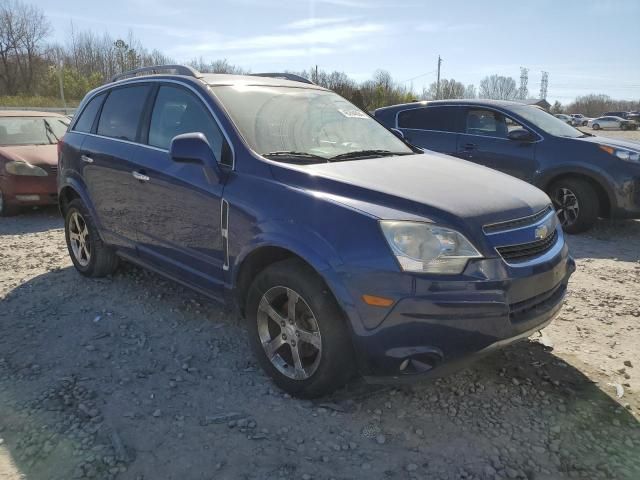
[535,224,549,240]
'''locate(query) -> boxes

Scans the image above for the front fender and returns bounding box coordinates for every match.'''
[534,164,616,205]
[231,222,361,322]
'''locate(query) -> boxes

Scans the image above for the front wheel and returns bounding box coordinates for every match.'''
[0,189,18,216]
[246,259,355,398]
[64,199,118,277]
[592,123,600,130]
[549,179,599,234]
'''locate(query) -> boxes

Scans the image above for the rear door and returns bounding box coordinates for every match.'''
[80,84,153,251]
[133,83,230,297]
[456,107,538,182]
[396,106,461,154]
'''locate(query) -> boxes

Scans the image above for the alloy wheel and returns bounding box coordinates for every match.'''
[68,211,91,267]
[553,187,580,228]
[256,286,322,380]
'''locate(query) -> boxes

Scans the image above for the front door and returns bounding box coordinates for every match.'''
[456,108,538,182]
[133,84,229,297]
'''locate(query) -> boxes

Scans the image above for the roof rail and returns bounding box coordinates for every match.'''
[111,64,203,83]
[250,72,314,85]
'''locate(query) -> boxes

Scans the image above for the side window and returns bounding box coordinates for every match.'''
[97,85,151,142]
[505,116,526,132]
[465,109,514,138]
[73,94,104,133]
[397,107,458,132]
[148,85,225,164]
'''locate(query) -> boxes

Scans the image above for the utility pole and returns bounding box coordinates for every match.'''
[315,64,318,83]
[57,60,67,109]
[436,55,442,99]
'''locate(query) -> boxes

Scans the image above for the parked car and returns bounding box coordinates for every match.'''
[588,116,638,130]
[603,111,630,119]
[58,65,575,397]
[554,114,573,124]
[374,100,640,233]
[569,114,590,126]
[0,110,69,216]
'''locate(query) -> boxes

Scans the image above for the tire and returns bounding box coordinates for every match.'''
[582,121,588,126]
[549,178,599,234]
[592,123,600,130]
[64,199,118,277]
[245,258,355,398]
[0,189,18,216]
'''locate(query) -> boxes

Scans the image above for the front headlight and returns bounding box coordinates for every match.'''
[380,221,482,274]
[5,161,48,176]
[599,145,640,163]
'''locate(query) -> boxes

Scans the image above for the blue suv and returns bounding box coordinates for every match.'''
[375,100,640,233]
[58,65,575,397]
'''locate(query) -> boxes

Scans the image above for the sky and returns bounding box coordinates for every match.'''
[36,0,640,104]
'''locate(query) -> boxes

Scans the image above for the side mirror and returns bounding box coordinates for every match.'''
[390,128,405,139]
[170,132,221,184]
[508,128,535,142]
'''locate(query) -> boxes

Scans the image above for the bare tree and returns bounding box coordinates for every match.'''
[0,0,49,95]
[564,93,640,117]
[479,74,518,100]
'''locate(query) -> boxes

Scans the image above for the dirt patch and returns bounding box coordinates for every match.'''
[1,208,639,480]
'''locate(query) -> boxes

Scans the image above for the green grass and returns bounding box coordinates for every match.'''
[0,96,80,108]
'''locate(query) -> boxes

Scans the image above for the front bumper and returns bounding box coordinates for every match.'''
[0,173,58,207]
[347,243,575,383]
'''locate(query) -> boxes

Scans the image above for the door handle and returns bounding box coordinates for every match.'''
[463,143,477,150]
[80,154,94,163]
[132,171,150,182]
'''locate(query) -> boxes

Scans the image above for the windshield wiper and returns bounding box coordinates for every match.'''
[262,151,329,164]
[329,149,410,161]
[43,120,59,144]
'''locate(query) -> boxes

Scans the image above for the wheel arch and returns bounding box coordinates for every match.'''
[58,177,110,238]
[541,170,613,218]
[234,243,349,317]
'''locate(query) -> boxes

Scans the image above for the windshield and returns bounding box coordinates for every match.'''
[212,85,412,161]
[0,116,69,146]
[511,106,584,138]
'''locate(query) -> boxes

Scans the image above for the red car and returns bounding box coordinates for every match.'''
[0,110,69,216]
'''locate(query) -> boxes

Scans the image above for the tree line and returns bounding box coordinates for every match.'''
[0,0,637,114]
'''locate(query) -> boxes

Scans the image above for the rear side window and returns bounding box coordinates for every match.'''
[97,85,151,142]
[397,106,459,132]
[74,94,104,133]
[148,85,224,162]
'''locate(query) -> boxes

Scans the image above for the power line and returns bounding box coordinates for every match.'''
[400,69,437,84]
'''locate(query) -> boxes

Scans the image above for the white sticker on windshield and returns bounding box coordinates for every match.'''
[338,109,368,119]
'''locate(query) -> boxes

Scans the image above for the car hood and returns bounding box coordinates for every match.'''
[578,135,640,151]
[272,152,551,232]
[0,144,58,166]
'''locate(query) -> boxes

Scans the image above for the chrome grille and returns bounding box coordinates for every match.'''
[496,229,558,263]
[483,206,553,234]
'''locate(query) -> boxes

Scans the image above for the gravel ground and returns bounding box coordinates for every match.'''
[1,203,640,478]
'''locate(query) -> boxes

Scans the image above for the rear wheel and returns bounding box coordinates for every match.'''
[549,178,599,234]
[64,199,118,276]
[246,259,355,398]
[0,189,18,216]
[592,123,600,130]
